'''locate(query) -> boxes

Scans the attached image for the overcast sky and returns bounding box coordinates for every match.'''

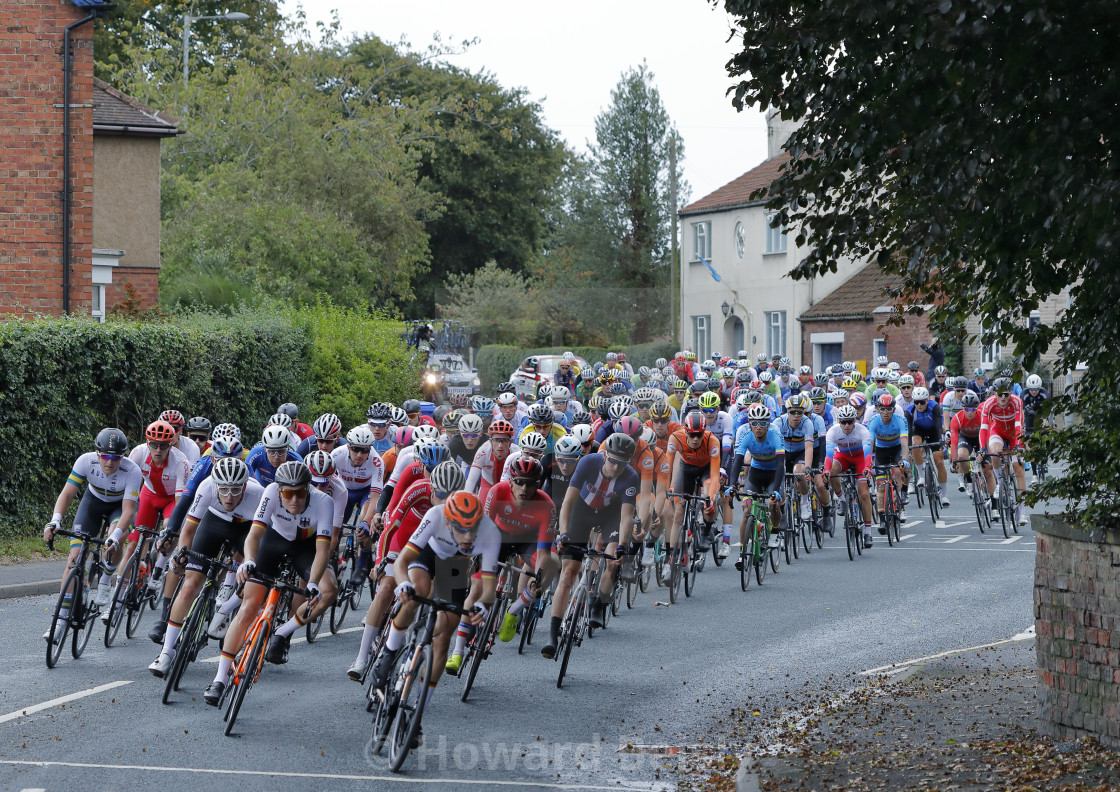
[281,1,771,204]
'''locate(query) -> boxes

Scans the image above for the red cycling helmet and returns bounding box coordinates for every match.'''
[159,409,185,429]
[876,393,896,409]
[145,420,177,443]
[683,413,707,433]
[507,456,543,481]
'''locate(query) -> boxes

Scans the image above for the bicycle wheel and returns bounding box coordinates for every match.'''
[668,549,682,604]
[143,540,162,611]
[224,626,267,736]
[653,542,665,589]
[72,564,99,659]
[739,524,752,592]
[105,553,138,648]
[973,484,989,533]
[389,643,433,773]
[639,548,653,593]
[556,596,582,689]
[625,563,638,608]
[461,603,499,702]
[519,602,537,655]
[330,583,351,634]
[756,523,771,584]
[926,464,939,523]
[611,574,624,616]
[305,606,325,643]
[884,487,896,547]
[685,536,698,597]
[46,565,81,669]
[801,508,812,554]
[369,652,398,742]
[164,595,203,704]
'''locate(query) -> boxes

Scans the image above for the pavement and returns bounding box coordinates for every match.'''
[0,558,66,599]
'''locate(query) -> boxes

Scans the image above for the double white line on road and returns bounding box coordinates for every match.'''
[0,681,132,725]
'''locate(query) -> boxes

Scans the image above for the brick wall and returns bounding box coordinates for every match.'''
[1033,516,1120,748]
[801,314,933,372]
[0,1,94,318]
[107,267,159,312]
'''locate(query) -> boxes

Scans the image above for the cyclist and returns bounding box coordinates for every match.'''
[160,410,200,467]
[501,430,549,483]
[277,402,314,442]
[727,403,786,558]
[295,412,345,457]
[465,419,516,502]
[928,365,950,401]
[662,414,721,579]
[906,386,950,507]
[826,405,874,546]
[148,457,263,677]
[542,433,637,653]
[772,393,819,529]
[204,461,332,705]
[365,404,395,455]
[185,417,212,458]
[940,377,974,430]
[949,391,984,493]
[245,425,301,485]
[1022,374,1051,483]
[332,425,385,526]
[42,428,142,641]
[868,393,911,534]
[979,377,1027,525]
[545,435,584,501]
[968,367,988,396]
[403,399,438,428]
[448,413,485,474]
[521,402,567,453]
[495,391,529,435]
[906,361,926,387]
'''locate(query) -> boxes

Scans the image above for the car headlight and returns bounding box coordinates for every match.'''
[472,377,480,387]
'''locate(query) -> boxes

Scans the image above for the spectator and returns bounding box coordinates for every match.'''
[920,338,945,383]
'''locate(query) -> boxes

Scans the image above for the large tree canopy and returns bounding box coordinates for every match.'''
[721,0,1120,530]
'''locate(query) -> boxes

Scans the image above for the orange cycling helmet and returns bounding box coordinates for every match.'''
[487,419,515,438]
[445,491,483,530]
[146,420,177,443]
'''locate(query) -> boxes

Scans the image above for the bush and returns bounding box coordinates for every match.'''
[0,306,419,540]
[475,341,678,391]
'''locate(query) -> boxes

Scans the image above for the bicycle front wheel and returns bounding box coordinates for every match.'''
[389,643,433,773]
[224,627,267,736]
[684,538,698,598]
[105,554,137,648]
[330,586,351,634]
[46,565,81,668]
[461,603,499,702]
[305,607,325,643]
[72,565,98,659]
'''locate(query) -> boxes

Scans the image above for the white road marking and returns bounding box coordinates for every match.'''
[0,681,132,725]
[1000,535,1023,545]
[937,520,976,529]
[200,624,364,663]
[859,627,1036,676]
[0,760,665,791]
[897,534,917,541]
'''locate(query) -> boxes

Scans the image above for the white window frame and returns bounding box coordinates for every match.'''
[91,285,106,323]
[764,211,787,254]
[692,221,710,261]
[979,323,1000,368]
[692,315,710,361]
[873,338,887,364]
[766,310,786,358]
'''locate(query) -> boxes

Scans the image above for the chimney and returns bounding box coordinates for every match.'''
[766,107,802,160]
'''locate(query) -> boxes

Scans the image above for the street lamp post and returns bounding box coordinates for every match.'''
[181,11,250,89]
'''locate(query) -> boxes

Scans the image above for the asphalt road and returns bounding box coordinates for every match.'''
[0,488,1042,791]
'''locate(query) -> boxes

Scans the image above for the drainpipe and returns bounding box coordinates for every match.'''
[62,8,111,314]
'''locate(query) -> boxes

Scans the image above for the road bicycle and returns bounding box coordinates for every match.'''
[779,474,803,564]
[667,490,707,602]
[221,558,312,736]
[732,490,778,590]
[989,451,1020,538]
[518,576,553,655]
[806,467,825,550]
[369,594,472,772]
[965,452,993,534]
[554,546,616,689]
[836,472,864,561]
[45,528,109,668]
[161,544,236,704]
[912,441,946,523]
[871,463,906,547]
[103,524,162,647]
[459,559,538,702]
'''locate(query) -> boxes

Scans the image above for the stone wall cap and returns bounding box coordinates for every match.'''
[1032,513,1120,545]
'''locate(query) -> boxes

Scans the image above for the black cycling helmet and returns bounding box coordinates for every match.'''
[274,461,311,488]
[185,416,212,434]
[706,378,721,392]
[496,381,517,395]
[688,380,708,396]
[961,391,981,408]
[809,386,827,402]
[94,427,129,456]
[602,432,636,462]
[596,399,612,419]
[571,409,592,426]
[277,403,299,420]
[402,399,423,415]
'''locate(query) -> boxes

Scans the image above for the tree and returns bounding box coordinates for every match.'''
[437,262,536,346]
[586,63,687,343]
[721,0,1120,531]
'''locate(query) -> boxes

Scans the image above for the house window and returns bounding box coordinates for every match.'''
[91,285,106,323]
[979,323,1000,368]
[766,311,786,357]
[764,211,787,254]
[692,315,710,361]
[692,222,710,261]
[873,338,887,364]
[734,221,746,260]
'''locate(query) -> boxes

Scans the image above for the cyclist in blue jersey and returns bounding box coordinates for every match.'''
[867,393,911,533]
[806,389,834,534]
[245,425,302,486]
[728,403,787,555]
[772,394,818,524]
[294,412,348,458]
[906,386,950,507]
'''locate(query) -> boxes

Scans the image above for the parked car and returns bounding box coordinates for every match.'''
[509,354,590,401]
[424,353,480,403]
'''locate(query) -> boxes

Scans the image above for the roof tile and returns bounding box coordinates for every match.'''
[799,262,903,321]
[92,78,181,136]
[679,153,790,216]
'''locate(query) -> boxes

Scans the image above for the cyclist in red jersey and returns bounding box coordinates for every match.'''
[978,377,1027,524]
[948,391,985,493]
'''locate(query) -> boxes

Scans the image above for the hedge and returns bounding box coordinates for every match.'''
[0,307,419,540]
[475,341,678,392]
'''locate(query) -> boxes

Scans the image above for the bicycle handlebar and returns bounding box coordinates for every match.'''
[46,527,108,553]
[403,592,472,618]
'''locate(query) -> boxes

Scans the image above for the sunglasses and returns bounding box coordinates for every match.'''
[217,485,245,497]
[700,407,717,414]
[651,418,669,425]
[350,446,371,455]
[997,393,1011,397]
[512,477,539,487]
[900,385,912,390]
[559,365,570,370]
[369,420,388,428]
[839,420,855,426]
[964,407,977,412]
[787,410,804,416]
[460,432,481,440]
[936,374,946,378]
[603,456,627,467]
[449,524,478,535]
[279,487,307,499]
[148,441,172,450]
[188,434,209,443]
[491,436,512,444]
[954,388,966,393]
[914,400,928,405]
[99,453,122,462]
[266,447,289,455]
[749,420,769,428]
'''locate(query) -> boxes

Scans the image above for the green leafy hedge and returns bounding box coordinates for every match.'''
[0,307,418,540]
[475,341,678,392]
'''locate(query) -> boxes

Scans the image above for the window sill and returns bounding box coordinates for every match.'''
[762,250,787,257]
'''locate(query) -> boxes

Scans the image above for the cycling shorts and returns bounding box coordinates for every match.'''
[255,530,318,582]
[567,501,623,546]
[672,462,712,504]
[343,488,370,525]
[472,542,538,580]
[744,467,776,496]
[910,426,942,446]
[986,430,1020,452]
[558,539,612,563]
[133,488,176,540]
[408,544,471,605]
[72,491,122,543]
[831,450,870,479]
[186,513,249,573]
[783,450,806,474]
[955,435,981,453]
[873,444,903,468]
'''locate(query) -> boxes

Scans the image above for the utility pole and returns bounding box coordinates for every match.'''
[669,137,678,347]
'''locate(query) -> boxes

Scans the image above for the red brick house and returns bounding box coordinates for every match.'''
[1,1,178,321]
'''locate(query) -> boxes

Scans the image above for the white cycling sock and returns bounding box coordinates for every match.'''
[507,588,532,616]
[214,653,233,685]
[275,614,301,639]
[222,570,237,588]
[218,592,241,615]
[384,624,406,653]
[722,523,732,541]
[356,622,377,662]
[161,621,182,656]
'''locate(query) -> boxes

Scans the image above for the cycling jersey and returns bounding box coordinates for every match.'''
[979,393,1024,448]
[732,424,785,471]
[772,413,818,455]
[128,444,190,498]
[465,440,510,501]
[251,484,333,542]
[385,461,424,518]
[176,435,200,466]
[330,445,385,498]
[905,402,944,441]
[519,424,567,454]
[703,411,734,451]
[312,473,348,529]
[67,453,143,503]
[407,505,500,577]
[294,435,348,457]
[378,478,433,561]
[1022,388,1050,433]
[949,408,982,448]
[567,454,640,516]
[666,428,721,470]
[186,477,265,524]
[867,413,909,449]
[484,481,556,549]
[447,435,481,474]
[244,444,301,486]
[825,422,872,459]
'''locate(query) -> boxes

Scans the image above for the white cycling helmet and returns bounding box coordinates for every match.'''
[569,424,593,444]
[346,425,377,447]
[836,405,858,421]
[261,425,291,450]
[912,386,930,401]
[551,385,570,400]
[745,403,771,421]
[457,413,484,434]
[496,391,518,406]
[428,460,465,495]
[266,412,292,429]
[1026,374,1043,390]
[518,432,549,455]
[212,456,250,487]
[412,424,440,443]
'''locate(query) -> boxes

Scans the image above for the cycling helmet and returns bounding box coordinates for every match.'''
[701,360,717,373]
[682,413,706,433]
[618,370,632,382]
[607,399,632,421]
[813,373,829,386]
[875,355,888,367]
[211,436,243,458]
[876,393,896,409]
[908,361,920,371]
[429,461,466,495]
[606,351,619,362]
[688,380,708,396]
[496,391,518,407]
[655,357,668,369]
[662,366,674,377]
[682,398,701,414]
[759,370,774,383]
[1026,374,1043,390]
[735,393,751,408]
[366,404,391,424]
[402,399,423,414]
[849,392,867,409]
[934,365,948,376]
[841,377,858,390]
[912,386,930,401]
[961,391,981,408]
[145,420,177,443]
[496,381,517,395]
[570,424,594,445]
[719,367,734,379]
[471,396,495,415]
[537,382,553,400]
[675,351,686,362]
[555,436,582,459]
[445,492,483,529]
[94,427,129,455]
[634,387,656,404]
[887,371,901,383]
[799,365,812,375]
[458,413,484,435]
[888,361,901,372]
[395,426,416,447]
[159,410,185,429]
[850,371,864,384]
[745,403,770,422]
[519,432,549,456]
[267,412,293,429]
[313,413,342,440]
[417,442,450,468]
[274,460,311,488]
[993,377,1012,394]
[389,407,409,426]
[787,379,802,392]
[449,393,470,408]
[508,456,544,481]
[412,424,440,443]
[441,409,462,431]
[262,425,291,450]
[778,357,791,369]
[836,405,858,422]
[842,361,855,372]
[528,403,554,425]
[212,456,251,487]
[213,422,241,441]
[277,403,299,421]
[346,425,376,447]
[706,379,721,393]
[698,391,720,410]
[898,374,915,387]
[603,432,636,461]
[785,393,811,412]
[809,387,827,403]
[736,369,753,384]
[587,393,603,412]
[607,381,627,395]
[552,385,571,401]
[487,419,515,438]
[1000,368,1013,378]
[637,366,651,379]
[571,409,593,426]
[953,376,969,389]
[614,416,643,439]
[870,368,886,381]
[614,395,635,414]
[186,416,212,435]
[649,402,673,420]
[432,405,452,427]
[304,449,335,478]
[973,367,986,378]
[833,388,850,401]
[596,398,612,420]
[562,351,575,362]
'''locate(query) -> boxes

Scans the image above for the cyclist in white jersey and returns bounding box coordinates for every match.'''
[330,426,385,524]
[465,419,516,500]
